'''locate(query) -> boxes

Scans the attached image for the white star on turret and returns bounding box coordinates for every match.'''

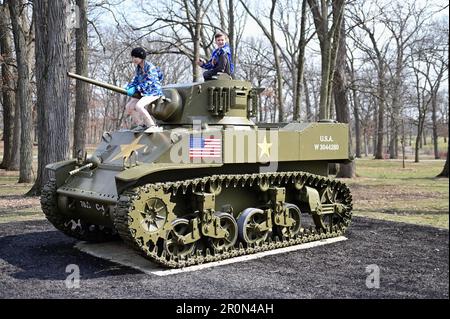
[258,136,272,159]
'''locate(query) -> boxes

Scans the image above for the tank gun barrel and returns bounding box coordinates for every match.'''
[67,72,133,96]
[69,163,93,176]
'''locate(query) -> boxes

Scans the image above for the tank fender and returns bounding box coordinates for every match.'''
[115,163,223,183]
[45,159,77,187]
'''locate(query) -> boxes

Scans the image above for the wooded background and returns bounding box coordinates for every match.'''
[0,0,448,195]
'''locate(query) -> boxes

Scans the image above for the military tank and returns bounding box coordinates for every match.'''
[40,72,352,268]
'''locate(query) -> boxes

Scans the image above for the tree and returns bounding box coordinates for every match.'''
[307,0,345,120]
[238,37,275,121]
[436,5,449,177]
[409,24,447,164]
[347,46,362,158]
[271,0,312,122]
[240,0,285,122]
[410,51,432,163]
[383,2,430,159]
[349,1,390,159]
[0,2,17,170]
[426,20,448,160]
[333,5,355,178]
[437,144,449,177]
[30,0,71,195]
[72,0,89,158]
[8,0,33,182]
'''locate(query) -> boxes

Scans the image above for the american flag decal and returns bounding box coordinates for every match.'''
[189,136,222,158]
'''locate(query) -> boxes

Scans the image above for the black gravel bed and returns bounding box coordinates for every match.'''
[0,216,448,299]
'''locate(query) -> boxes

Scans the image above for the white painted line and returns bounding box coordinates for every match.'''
[152,236,348,276]
[75,236,347,277]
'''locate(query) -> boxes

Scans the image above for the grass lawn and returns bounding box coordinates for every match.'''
[0,169,41,223]
[342,158,449,229]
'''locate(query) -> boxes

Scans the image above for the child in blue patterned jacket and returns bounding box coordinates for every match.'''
[197,32,234,81]
[125,47,164,132]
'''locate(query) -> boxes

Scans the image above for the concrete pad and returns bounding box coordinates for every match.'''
[75,236,347,276]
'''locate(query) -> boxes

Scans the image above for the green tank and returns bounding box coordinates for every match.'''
[40,72,353,268]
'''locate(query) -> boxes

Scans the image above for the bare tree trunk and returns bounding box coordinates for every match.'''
[309,0,328,119]
[437,142,449,177]
[30,0,71,195]
[431,91,439,159]
[73,0,89,158]
[438,35,449,176]
[415,115,424,163]
[375,66,386,159]
[308,0,345,120]
[12,92,21,169]
[302,77,312,122]
[0,3,16,170]
[389,67,401,159]
[192,0,202,82]
[8,0,33,183]
[419,131,423,148]
[293,0,307,122]
[363,128,368,157]
[348,55,361,158]
[333,16,355,178]
[219,0,240,68]
[352,89,361,158]
[240,0,284,122]
[228,0,235,65]
[372,99,378,157]
[268,0,284,122]
[217,0,226,29]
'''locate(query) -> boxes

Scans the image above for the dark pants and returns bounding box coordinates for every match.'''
[203,69,218,81]
[203,54,232,81]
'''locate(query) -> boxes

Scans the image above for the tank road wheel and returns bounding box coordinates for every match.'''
[208,212,238,252]
[164,218,196,259]
[274,203,301,239]
[313,183,352,231]
[41,179,117,242]
[237,208,270,245]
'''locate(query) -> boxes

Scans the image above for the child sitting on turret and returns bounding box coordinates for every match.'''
[197,32,234,81]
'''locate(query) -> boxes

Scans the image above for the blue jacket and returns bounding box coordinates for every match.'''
[126,61,163,97]
[201,43,234,74]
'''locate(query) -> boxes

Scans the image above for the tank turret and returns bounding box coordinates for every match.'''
[41,73,353,268]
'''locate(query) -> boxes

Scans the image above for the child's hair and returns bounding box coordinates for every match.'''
[214,31,227,39]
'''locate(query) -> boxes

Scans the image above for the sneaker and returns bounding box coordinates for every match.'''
[144,125,163,133]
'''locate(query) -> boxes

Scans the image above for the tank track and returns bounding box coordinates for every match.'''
[113,171,352,268]
[41,179,118,242]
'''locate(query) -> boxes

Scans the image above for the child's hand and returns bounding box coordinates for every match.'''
[127,86,136,96]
